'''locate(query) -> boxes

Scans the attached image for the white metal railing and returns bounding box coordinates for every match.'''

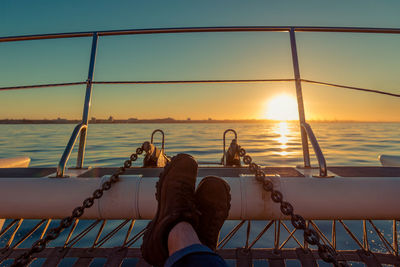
[1,26,400,176]
[0,176,399,220]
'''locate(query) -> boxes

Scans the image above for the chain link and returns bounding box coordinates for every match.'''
[12,140,348,266]
[11,145,144,267]
[239,147,347,267]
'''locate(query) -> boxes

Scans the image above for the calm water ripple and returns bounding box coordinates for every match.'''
[1,122,399,167]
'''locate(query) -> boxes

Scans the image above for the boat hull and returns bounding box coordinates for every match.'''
[379,154,400,167]
[0,156,30,168]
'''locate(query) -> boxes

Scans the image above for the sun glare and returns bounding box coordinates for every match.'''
[265,94,299,121]
[276,121,289,156]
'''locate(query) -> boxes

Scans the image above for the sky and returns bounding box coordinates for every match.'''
[1,0,400,121]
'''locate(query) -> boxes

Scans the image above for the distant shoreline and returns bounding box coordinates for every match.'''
[0,119,399,124]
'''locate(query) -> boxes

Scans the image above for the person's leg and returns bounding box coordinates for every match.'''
[166,248,228,267]
[140,154,231,267]
[166,176,231,255]
[168,222,201,256]
[141,154,200,267]
[165,176,231,267]
[165,222,228,267]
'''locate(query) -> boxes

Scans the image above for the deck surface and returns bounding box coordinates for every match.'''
[328,166,400,177]
[0,168,56,178]
[3,247,400,266]
[78,166,305,178]
[1,166,400,178]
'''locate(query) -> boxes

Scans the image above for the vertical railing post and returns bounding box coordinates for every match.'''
[394,220,398,256]
[76,33,99,168]
[289,28,310,167]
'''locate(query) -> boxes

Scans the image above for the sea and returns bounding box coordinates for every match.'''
[0,122,399,266]
[1,122,400,168]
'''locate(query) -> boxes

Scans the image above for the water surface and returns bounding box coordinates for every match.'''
[1,122,399,168]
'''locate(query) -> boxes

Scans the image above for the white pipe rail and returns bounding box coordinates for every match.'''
[0,176,399,220]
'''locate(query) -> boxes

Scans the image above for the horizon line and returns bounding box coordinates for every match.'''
[1,118,399,123]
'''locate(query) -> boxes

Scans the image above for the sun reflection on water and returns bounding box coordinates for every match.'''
[275,121,290,156]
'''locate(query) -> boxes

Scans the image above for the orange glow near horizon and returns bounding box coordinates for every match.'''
[265,94,299,121]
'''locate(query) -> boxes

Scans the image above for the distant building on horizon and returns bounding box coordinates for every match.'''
[56,117,67,122]
[128,118,138,122]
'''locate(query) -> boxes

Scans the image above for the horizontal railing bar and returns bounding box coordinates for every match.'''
[99,26,292,37]
[0,27,287,42]
[0,82,86,91]
[93,79,295,84]
[1,79,399,98]
[1,26,400,42]
[3,177,400,219]
[0,32,93,42]
[302,79,400,98]
[0,79,294,91]
[295,26,400,34]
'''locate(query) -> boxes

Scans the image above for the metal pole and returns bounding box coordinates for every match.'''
[77,33,98,168]
[289,28,310,167]
[57,123,87,177]
[394,220,398,256]
[301,123,327,177]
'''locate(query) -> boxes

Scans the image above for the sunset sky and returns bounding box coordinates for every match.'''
[1,0,400,121]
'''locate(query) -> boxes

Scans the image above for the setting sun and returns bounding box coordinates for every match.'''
[265,94,299,121]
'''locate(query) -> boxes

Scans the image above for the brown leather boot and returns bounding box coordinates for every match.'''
[141,154,199,267]
[195,176,231,251]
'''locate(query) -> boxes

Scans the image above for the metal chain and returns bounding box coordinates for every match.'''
[239,148,347,267]
[12,145,145,267]
[11,140,346,266]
